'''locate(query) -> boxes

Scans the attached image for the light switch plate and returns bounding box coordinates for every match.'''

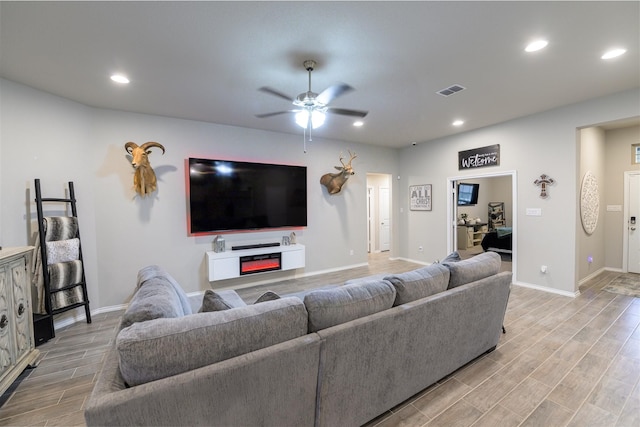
[526,208,542,216]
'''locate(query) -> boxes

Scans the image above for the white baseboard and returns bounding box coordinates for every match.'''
[392,257,429,266]
[53,303,127,330]
[577,266,624,286]
[512,280,580,298]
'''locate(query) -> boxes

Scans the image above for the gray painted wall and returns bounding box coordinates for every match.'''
[1,77,638,316]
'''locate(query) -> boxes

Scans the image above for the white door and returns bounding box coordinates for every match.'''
[628,173,640,273]
[379,187,390,251]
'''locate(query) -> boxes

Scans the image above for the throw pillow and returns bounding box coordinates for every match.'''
[45,238,80,264]
[254,291,280,304]
[384,263,450,306]
[441,251,461,263]
[199,289,247,312]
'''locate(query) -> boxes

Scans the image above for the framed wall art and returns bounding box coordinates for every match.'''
[410,184,432,211]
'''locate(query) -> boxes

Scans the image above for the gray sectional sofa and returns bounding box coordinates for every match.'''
[84,251,512,427]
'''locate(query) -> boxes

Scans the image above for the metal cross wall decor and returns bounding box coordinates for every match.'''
[534,174,555,198]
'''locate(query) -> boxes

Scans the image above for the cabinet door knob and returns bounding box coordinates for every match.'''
[0,315,7,329]
[17,304,25,316]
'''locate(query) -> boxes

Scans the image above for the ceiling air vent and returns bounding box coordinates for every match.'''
[437,84,466,97]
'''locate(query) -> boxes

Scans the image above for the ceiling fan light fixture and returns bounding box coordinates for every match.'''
[311,110,326,128]
[296,109,326,129]
[295,110,309,128]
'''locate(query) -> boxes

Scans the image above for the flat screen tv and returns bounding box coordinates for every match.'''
[457,183,479,206]
[188,158,307,234]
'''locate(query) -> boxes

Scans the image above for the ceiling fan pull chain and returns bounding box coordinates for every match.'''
[303,126,307,153]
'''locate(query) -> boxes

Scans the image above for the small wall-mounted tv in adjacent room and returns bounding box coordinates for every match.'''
[457,183,480,206]
[188,158,307,234]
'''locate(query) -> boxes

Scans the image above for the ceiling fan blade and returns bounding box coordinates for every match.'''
[255,110,297,118]
[326,107,369,118]
[258,86,294,102]
[317,83,354,105]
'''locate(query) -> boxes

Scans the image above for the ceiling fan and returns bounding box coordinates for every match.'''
[256,60,368,133]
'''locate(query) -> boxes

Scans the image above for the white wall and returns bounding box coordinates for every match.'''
[398,89,640,295]
[604,125,640,269]
[577,127,607,280]
[2,77,638,312]
[0,78,399,314]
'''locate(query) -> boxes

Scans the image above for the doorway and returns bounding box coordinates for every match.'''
[447,171,517,277]
[623,171,640,273]
[367,173,392,253]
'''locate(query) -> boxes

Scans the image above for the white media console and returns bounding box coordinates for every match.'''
[206,244,305,282]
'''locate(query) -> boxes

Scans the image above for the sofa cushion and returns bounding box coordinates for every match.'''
[303,280,396,332]
[199,289,247,312]
[117,297,308,387]
[384,264,450,306]
[444,251,501,289]
[120,270,190,330]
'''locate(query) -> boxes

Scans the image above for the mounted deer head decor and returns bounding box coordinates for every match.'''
[124,141,165,197]
[320,150,357,195]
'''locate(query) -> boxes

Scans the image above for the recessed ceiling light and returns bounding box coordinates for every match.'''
[110,74,130,84]
[353,121,364,127]
[452,120,465,126]
[525,40,548,53]
[601,48,627,60]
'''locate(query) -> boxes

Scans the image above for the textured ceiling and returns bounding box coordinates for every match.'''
[1,1,638,148]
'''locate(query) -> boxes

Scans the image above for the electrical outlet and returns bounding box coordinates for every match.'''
[349,249,354,256]
[540,265,547,273]
[418,246,423,252]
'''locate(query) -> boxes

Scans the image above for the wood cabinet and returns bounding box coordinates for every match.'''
[457,224,488,250]
[0,247,39,395]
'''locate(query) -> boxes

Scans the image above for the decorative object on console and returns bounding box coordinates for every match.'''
[256,60,368,150]
[580,170,599,235]
[409,184,432,211]
[124,141,165,197]
[320,151,357,195]
[289,231,297,244]
[213,236,225,253]
[534,173,555,198]
[282,236,290,246]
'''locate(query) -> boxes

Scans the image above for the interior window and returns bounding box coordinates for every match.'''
[633,143,640,165]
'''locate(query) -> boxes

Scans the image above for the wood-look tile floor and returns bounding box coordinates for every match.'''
[0,253,637,427]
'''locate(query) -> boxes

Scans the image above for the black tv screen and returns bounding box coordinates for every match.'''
[188,158,307,234]
[457,183,479,206]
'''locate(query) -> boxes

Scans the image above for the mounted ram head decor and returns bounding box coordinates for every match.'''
[124,141,165,197]
[320,150,357,195]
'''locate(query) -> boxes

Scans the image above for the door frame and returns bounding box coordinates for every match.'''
[622,171,640,272]
[367,186,375,253]
[447,170,517,281]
